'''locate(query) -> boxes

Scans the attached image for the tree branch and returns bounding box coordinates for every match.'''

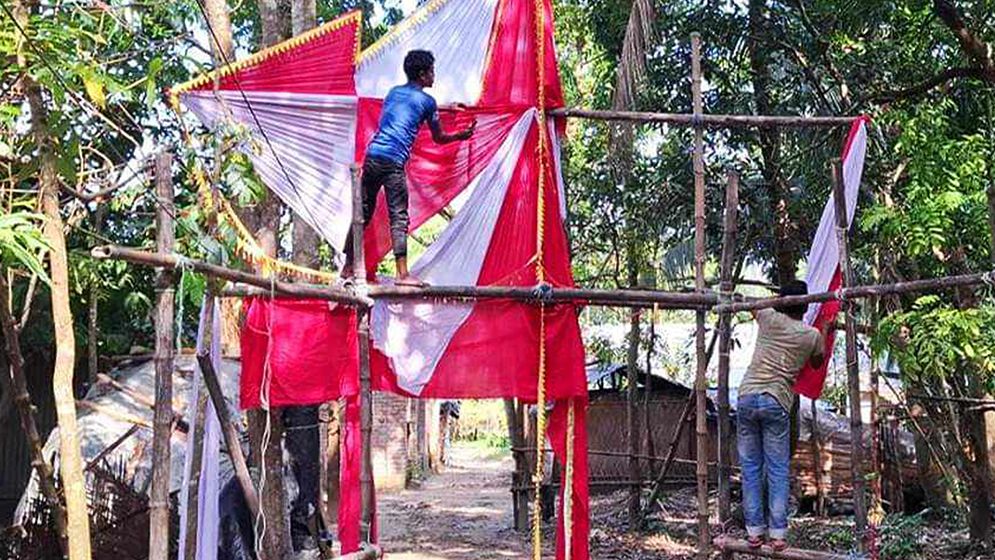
[934,0,995,80]
[871,66,984,103]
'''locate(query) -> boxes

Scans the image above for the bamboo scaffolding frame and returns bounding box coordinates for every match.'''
[81,26,995,559]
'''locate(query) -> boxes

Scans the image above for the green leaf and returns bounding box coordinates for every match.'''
[83,73,106,109]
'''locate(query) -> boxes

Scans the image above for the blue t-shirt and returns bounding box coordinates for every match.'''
[366,83,440,165]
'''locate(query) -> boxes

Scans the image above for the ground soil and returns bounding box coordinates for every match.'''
[376,443,989,559]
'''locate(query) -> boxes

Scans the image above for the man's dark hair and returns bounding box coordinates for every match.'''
[404,50,435,82]
[776,279,809,319]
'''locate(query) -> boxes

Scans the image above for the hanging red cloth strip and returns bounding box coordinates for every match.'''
[239,298,359,409]
[547,398,590,560]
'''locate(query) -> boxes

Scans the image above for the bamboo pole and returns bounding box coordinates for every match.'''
[832,160,868,548]
[0,272,69,555]
[714,537,863,560]
[868,362,883,523]
[98,246,994,312]
[690,33,710,560]
[350,164,375,541]
[150,151,175,560]
[197,354,261,518]
[714,270,995,314]
[90,246,370,307]
[626,306,641,528]
[716,170,739,538]
[812,400,826,517]
[549,108,857,128]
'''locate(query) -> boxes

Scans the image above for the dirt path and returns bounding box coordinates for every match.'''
[377,443,549,559]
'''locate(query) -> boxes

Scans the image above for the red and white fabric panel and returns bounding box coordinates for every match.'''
[176,13,362,251]
[355,0,500,105]
[793,116,870,398]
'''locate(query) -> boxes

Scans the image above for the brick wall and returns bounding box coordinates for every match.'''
[370,394,442,489]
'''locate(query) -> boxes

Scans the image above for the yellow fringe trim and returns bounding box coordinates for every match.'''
[192,168,338,283]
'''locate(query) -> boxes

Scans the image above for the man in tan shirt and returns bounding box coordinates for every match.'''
[737,280,829,550]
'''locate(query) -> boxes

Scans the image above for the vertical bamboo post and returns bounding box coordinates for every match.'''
[812,400,826,517]
[717,170,739,539]
[150,151,175,560]
[832,160,868,548]
[626,307,641,528]
[869,365,882,519]
[690,33,710,560]
[350,163,375,541]
[643,307,656,471]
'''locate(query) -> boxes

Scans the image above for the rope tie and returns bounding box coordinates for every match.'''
[174,254,193,353]
[253,274,277,556]
[531,282,553,305]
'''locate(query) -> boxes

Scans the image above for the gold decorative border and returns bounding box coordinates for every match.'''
[193,169,338,283]
[168,10,363,107]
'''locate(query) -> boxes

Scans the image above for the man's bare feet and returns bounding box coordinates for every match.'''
[395,274,427,287]
[747,536,764,549]
[769,538,788,551]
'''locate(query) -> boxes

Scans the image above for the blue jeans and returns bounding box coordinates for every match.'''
[737,392,791,539]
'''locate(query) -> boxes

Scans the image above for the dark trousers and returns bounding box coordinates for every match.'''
[283,405,321,551]
[344,156,409,263]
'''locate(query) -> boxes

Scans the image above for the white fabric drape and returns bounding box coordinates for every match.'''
[177,298,222,560]
[371,110,536,395]
[355,0,500,105]
[182,90,358,251]
[803,120,868,324]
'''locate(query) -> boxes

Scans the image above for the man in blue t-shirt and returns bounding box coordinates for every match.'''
[343,49,476,285]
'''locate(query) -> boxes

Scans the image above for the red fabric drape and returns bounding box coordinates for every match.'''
[548,398,590,560]
[239,298,358,409]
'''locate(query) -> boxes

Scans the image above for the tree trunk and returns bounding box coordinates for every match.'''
[0,272,69,555]
[966,377,993,542]
[249,4,292,555]
[248,408,291,559]
[748,0,796,284]
[15,0,93,555]
[203,0,234,61]
[290,0,319,266]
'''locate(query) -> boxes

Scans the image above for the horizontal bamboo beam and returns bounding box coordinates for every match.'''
[222,285,704,310]
[93,246,994,312]
[91,245,372,307]
[92,245,718,308]
[715,270,995,314]
[551,108,857,128]
[713,537,863,560]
